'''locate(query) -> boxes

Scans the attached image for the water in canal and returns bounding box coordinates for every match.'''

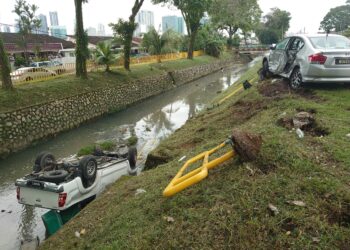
[0,59,258,250]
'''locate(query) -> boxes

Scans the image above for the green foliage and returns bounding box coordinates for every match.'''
[152,0,212,59]
[256,27,279,45]
[232,34,240,48]
[13,0,41,34]
[142,28,182,62]
[127,136,138,146]
[256,8,291,44]
[109,0,145,70]
[320,5,350,33]
[191,24,225,57]
[77,141,116,156]
[94,42,119,72]
[209,0,261,46]
[344,28,350,37]
[14,56,26,67]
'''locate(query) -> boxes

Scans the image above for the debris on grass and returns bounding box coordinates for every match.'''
[75,231,80,238]
[296,128,305,139]
[268,204,279,216]
[163,216,175,223]
[178,156,186,162]
[135,189,147,196]
[287,200,306,207]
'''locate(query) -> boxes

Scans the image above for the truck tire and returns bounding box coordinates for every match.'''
[34,152,56,172]
[79,156,97,187]
[41,170,69,184]
[128,147,137,169]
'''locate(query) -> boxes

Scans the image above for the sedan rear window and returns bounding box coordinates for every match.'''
[309,36,350,50]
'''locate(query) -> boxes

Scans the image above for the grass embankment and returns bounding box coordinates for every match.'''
[0,55,228,113]
[41,62,350,249]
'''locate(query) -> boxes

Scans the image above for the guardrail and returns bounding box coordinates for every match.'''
[9,50,205,85]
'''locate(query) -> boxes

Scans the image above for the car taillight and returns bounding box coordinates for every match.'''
[308,53,327,64]
[16,187,20,200]
[58,193,67,207]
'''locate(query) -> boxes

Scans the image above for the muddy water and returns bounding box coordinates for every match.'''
[0,59,259,250]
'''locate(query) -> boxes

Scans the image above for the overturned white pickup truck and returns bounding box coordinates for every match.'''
[15,146,137,211]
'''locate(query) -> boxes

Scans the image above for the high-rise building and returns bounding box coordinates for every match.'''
[50,26,67,39]
[87,27,97,36]
[135,10,154,36]
[2,25,11,33]
[97,24,105,36]
[49,11,59,26]
[162,16,184,34]
[38,14,48,34]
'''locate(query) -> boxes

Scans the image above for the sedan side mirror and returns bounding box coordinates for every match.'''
[270,44,276,50]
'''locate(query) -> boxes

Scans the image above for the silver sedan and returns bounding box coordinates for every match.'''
[263,34,350,89]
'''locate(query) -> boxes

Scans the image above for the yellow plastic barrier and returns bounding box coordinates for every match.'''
[163,140,235,197]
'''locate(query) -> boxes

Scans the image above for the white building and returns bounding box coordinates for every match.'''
[97,24,106,36]
[135,10,154,36]
[87,27,97,36]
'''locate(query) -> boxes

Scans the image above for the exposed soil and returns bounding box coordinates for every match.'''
[280,217,298,232]
[230,99,269,122]
[231,129,262,162]
[258,79,322,101]
[277,112,330,137]
[144,154,171,170]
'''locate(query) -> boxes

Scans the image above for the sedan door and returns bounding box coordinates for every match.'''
[269,38,291,74]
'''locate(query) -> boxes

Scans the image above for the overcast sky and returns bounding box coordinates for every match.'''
[0,0,347,35]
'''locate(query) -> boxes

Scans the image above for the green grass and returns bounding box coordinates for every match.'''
[0,55,227,113]
[40,62,350,250]
[77,140,116,156]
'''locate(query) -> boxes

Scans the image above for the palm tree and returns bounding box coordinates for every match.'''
[94,42,119,72]
[74,0,89,79]
[0,34,13,90]
[142,27,181,63]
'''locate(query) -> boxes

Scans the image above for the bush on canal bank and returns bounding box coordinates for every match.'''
[40,62,350,249]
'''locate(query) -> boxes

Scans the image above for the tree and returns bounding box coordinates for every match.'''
[13,0,41,65]
[256,8,291,44]
[142,28,181,62]
[0,34,13,90]
[209,0,261,48]
[152,0,212,59]
[94,42,119,72]
[74,0,89,79]
[110,0,145,71]
[191,24,225,57]
[320,5,350,33]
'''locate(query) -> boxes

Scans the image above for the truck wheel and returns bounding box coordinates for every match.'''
[79,156,97,184]
[128,147,138,169]
[41,170,69,184]
[34,152,56,172]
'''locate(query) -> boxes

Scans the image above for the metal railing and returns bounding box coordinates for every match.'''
[9,50,205,85]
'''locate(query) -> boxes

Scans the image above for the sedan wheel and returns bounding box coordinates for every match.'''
[290,68,303,89]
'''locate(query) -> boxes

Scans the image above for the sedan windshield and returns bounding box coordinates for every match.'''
[309,36,350,50]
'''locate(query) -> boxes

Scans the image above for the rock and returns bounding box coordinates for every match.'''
[231,129,262,162]
[293,112,314,129]
[312,237,320,243]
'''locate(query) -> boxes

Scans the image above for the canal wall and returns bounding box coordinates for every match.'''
[0,58,237,157]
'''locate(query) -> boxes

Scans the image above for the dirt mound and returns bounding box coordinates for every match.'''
[231,100,268,122]
[144,153,171,171]
[277,111,330,137]
[231,129,262,162]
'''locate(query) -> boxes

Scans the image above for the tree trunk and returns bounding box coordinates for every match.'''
[124,34,132,71]
[74,0,87,79]
[187,31,197,60]
[0,35,13,90]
